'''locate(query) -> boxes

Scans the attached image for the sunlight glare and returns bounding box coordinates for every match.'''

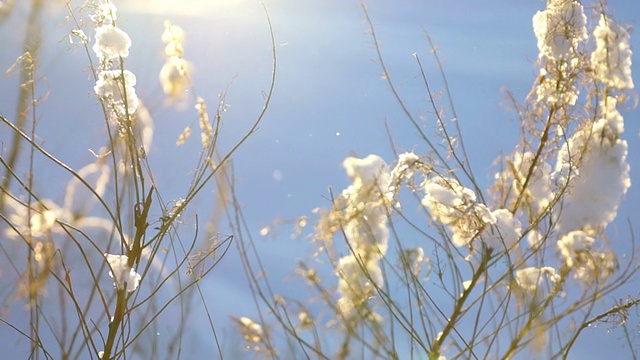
[123,0,251,17]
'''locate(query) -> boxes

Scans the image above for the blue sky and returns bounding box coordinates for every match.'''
[1,0,639,358]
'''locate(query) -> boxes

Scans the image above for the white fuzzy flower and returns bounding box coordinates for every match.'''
[93,25,131,60]
[104,253,141,292]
